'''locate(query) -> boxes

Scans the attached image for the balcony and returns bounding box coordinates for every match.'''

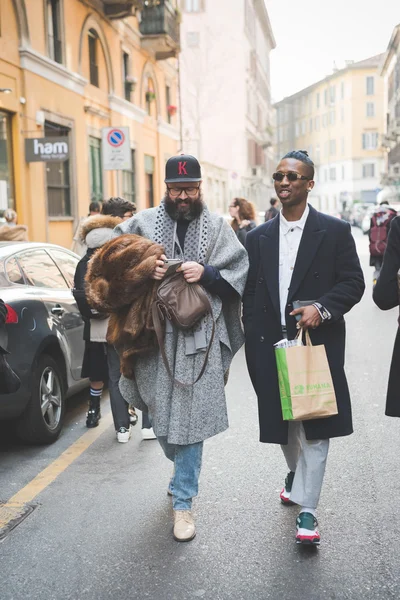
[139,1,180,60]
[103,1,136,19]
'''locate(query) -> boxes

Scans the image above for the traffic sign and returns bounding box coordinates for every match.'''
[102,127,131,171]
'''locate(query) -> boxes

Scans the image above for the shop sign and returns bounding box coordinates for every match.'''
[25,137,69,162]
[102,127,131,171]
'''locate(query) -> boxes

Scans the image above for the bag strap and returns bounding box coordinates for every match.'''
[295,327,312,346]
[152,290,215,387]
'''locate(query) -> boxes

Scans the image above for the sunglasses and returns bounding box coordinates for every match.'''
[167,186,200,197]
[272,171,310,182]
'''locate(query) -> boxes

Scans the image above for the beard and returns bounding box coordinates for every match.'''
[164,191,204,221]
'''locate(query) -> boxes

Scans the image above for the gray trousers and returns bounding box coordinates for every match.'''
[280,421,329,509]
[107,344,130,430]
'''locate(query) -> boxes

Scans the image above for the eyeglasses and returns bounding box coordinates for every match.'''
[272,171,310,182]
[167,186,200,197]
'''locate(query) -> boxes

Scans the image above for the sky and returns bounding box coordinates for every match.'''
[266,0,400,102]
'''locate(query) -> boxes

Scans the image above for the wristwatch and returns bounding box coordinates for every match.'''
[312,302,331,322]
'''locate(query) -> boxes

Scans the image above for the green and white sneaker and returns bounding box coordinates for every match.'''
[296,512,320,545]
[280,471,296,506]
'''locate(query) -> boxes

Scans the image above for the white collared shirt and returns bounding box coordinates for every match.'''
[279,204,310,327]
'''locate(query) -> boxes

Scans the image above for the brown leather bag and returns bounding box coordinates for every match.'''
[152,271,215,386]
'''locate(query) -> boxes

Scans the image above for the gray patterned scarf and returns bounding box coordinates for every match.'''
[153,201,210,354]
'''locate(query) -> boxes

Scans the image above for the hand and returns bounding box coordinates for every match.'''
[180,261,204,283]
[290,305,321,330]
[152,254,168,281]
[240,220,250,229]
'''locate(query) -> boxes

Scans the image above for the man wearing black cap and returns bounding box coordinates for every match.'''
[112,154,249,542]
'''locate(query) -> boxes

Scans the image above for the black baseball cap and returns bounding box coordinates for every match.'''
[165,154,202,183]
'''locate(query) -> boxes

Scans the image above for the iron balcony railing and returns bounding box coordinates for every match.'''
[139,0,180,48]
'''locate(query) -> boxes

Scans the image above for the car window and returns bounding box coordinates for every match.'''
[17,250,68,289]
[5,257,25,285]
[50,250,79,288]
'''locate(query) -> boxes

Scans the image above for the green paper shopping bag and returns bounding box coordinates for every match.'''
[275,329,338,421]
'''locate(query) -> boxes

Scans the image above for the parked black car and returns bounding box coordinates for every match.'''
[0,242,88,444]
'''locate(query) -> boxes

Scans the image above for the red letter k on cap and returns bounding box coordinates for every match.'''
[178,161,188,175]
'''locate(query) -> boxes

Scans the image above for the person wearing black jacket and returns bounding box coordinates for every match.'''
[373,216,400,417]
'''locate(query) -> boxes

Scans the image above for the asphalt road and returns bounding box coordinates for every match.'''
[1,227,399,600]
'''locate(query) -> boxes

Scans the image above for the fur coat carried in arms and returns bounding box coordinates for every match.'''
[104,202,249,445]
[85,233,164,378]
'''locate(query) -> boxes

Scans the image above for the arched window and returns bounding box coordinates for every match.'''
[145,77,156,116]
[88,28,99,87]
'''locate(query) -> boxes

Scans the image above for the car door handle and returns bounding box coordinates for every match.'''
[51,305,65,316]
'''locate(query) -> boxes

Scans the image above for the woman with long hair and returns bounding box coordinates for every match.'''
[229,197,257,245]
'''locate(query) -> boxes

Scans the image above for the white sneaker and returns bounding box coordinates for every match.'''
[142,427,156,440]
[117,426,132,443]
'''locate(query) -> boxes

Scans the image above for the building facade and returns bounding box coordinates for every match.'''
[179,0,275,215]
[275,56,385,214]
[0,0,180,248]
[381,24,400,202]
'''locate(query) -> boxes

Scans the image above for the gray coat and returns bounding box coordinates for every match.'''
[114,205,249,444]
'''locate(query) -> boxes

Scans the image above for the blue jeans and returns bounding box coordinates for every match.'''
[157,436,203,511]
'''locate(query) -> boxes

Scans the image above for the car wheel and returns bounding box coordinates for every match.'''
[16,354,65,444]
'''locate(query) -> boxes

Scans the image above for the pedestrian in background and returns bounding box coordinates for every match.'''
[243,150,365,545]
[264,197,279,222]
[73,212,136,442]
[87,154,249,542]
[101,196,138,430]
[0,209,28,241]
[72,201,101,256]
[229,197,257,246]
[369,200,397,288]
[373,216,400,418]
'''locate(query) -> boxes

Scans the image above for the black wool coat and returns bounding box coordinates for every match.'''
[373,216,400,417]
[243,205,365,444]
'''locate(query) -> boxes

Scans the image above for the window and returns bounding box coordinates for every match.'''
[324,89,328,105]
[145,155,155,208]
[329,139,336,155]
[122,150,136,206]
[166,85,171,124]
[362,163,375,178]
[89,136,103,202]
[187,31,200,47]
[46,0,63,64]
[366,76,374,96]
[362,132,379,150]
[366,102,375,117]
[5,257,24,285]
[295,123,300,137]
[146,77,156,116]
[322,114,327,128]
[342,165,345,180]
[341,81,344,99]
[301,120,306,135]
[329,86,336,104]
[123,52,131,102]
[315,116,320,131]
[329,167,336,181]
[329,110,336,125]
[341,107,345,122]
[50,250,79,287]
[185,0,203,11]
[88,29,99,87]
[316,93,320,108]
[0,111,15,210]
[341,137,345,155]
[45,121,71,217]
[17,250,68,289]
[309,118,313,133]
